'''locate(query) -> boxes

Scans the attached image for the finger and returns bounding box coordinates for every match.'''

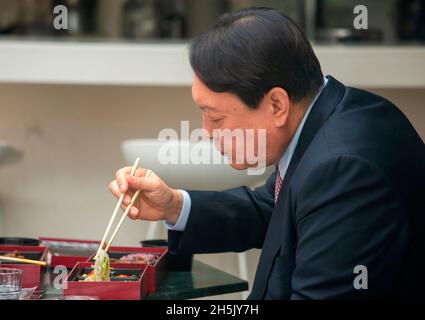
[109,180,122,198]
[115,167,133,193]
[134,167,149,177]
[120,204,138,219]
[127,194,150,220]
[116,167,149,193]
[122,190,135,206]
[126,172,157,191]
[128,206,139,220]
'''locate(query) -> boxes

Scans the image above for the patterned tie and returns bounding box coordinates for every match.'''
[274,167,283,204]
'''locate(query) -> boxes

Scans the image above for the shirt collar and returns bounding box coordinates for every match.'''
[277,77,328,179]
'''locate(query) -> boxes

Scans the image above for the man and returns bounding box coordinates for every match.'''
[109,8,425,299]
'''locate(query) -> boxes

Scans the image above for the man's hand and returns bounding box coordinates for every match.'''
[109,167,183,225]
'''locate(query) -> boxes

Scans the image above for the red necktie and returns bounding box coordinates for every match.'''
[274,168,283,204]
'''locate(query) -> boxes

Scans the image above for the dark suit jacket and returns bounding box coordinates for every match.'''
[168,76,425,299]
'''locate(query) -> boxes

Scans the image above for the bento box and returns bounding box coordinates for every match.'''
[0,245,47,289]
[87,246,167,293]
[64,262,149,300]
[39,237,101,268]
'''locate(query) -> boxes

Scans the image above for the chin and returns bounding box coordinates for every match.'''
[229,163,249,170]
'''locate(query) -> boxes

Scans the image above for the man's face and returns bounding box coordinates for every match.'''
[191,75,280,170]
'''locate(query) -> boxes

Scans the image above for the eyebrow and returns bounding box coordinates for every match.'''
[199,105,216,112]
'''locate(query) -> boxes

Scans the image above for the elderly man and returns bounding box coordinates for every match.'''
[109,7,425,299]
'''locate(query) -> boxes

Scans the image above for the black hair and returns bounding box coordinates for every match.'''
[189,7,324,108]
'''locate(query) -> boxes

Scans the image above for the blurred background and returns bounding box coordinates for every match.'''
[0,0,424,43]
[0,0,424,299]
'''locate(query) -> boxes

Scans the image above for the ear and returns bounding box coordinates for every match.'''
[265,87,290,127]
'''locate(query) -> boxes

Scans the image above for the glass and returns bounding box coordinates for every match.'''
[0,268,23,300]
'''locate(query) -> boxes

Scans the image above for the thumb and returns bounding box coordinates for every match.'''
[126,174,156,191]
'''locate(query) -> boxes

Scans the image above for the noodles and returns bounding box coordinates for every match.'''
[88,249,110,282]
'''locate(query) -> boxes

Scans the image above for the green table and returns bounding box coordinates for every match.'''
[42,260,249,300]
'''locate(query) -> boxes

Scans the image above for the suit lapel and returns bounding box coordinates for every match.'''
[249,76,346,299]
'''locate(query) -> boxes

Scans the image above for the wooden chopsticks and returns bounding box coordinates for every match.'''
[95,158,152,258]
[104,169,152,252]
[0,255,47,266]
[95,157,140,259]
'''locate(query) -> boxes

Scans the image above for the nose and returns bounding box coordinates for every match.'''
[202,115,214,140]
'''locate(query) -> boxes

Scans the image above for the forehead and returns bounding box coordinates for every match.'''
[191,74,213,104]
[191,75,244,112]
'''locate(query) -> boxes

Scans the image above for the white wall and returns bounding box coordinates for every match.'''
[0,84,198,240]
[0,83,423,299]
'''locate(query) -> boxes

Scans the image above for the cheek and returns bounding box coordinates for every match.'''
[244,130,262,158]
[212,113,267,157]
